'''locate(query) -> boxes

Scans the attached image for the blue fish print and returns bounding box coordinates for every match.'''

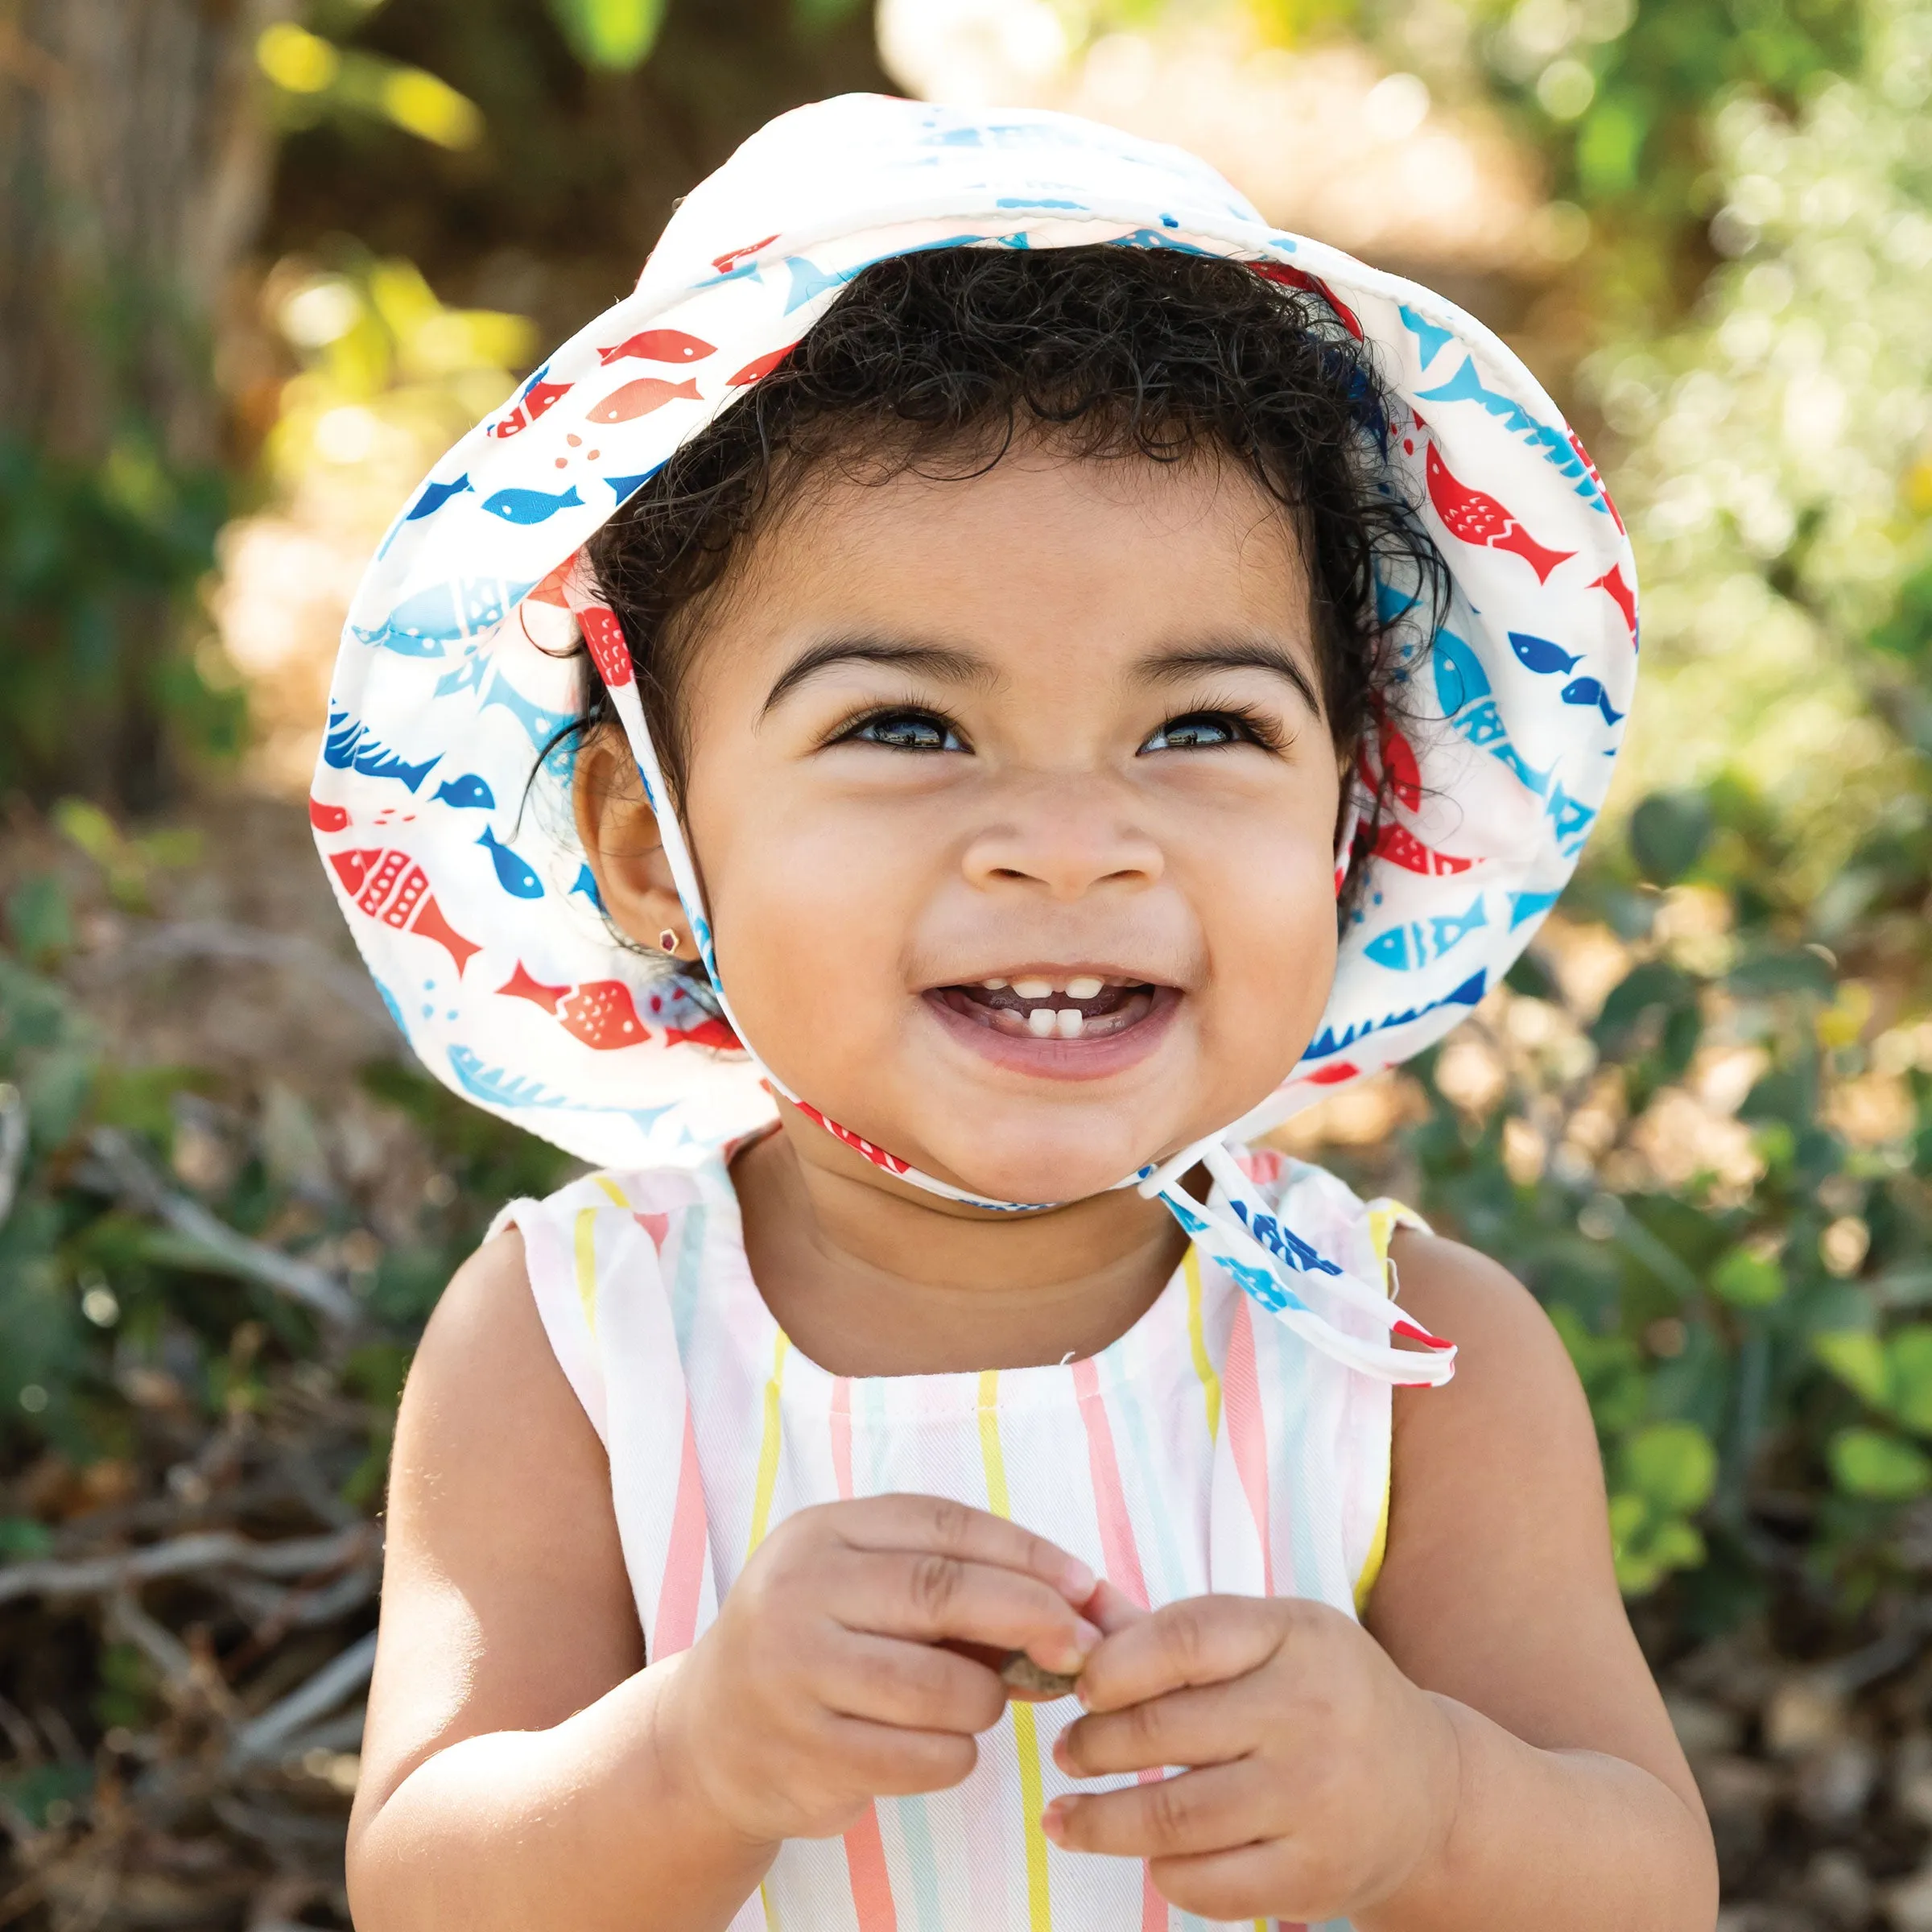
[434,773,495,810]
[353,576,533,657]
[482,485,584,526]
[1398,303,1455,369]
[1364,896,1488,972]
[572,861,605,912]
[995,195,1085,208]
[607,470,659,502]
[1305,971,1488,1061]
[324,707,440,791]
[1432,630,1551,797]
[477,825,543,899]
[1509,889,1563,930]
[1229,1200,1344,1277]
[1414,353,1614,515]
[1560,676,1624,726]
[434,650,491,700]
[405,473,473,521]
[1509,631,1581,675]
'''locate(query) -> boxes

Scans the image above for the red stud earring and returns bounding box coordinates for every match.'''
[658,930,679,956]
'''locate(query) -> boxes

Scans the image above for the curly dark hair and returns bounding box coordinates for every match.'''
[563,243,1442,930]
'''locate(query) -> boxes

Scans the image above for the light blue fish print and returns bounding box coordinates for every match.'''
[353,576,533,657]
[1560,676,1624,726]
[448,1046,675,1137]
[1399,303,1456,369]
[1545,781,1599,857]
[482,484,584,526]
[1364,896,1489,972]
[572,861,605,912]
[1414,353,1616,515]
[1432,629,1551,798]
[323,708,440,792]
[1509,889,1563,930]
[477,826,544,899]
[481,670,573,751]
[434,773,496,810]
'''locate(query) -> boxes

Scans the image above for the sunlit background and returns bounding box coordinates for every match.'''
[6,1,1932,1925]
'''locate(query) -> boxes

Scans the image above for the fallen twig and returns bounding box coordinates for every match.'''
[0,1524,377,1608]
[229,1631,378,1765]
[82,1128,363,1327]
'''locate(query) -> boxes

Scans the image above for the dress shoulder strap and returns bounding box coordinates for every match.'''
[489,1164,720,1657]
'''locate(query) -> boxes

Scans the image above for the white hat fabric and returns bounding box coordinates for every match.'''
[316,93,1637,1384]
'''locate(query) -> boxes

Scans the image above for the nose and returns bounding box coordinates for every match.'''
[960,776,1165,901]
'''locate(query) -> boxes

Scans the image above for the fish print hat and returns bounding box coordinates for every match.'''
[317,93,1637,1387]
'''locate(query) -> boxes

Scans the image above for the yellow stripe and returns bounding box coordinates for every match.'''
[572,1207,600,1341]
[746,1331,790,1558]
[760,1880,781,1930]
[593,1173,629,1208]
[1354,1199,1419,1616]
[1183,1248,1221,1441]
[976,1371,1053,1932]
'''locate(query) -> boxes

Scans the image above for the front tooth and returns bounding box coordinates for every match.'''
[1012,977,1053,1000]
[1055,1008,1084,1039]
[982,978,1008,990]
[1026,1007,1058,1038]
[1065,976,1104,1001]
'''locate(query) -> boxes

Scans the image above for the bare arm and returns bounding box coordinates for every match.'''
[345,1231,770,1932]
[1049,1232,1718,1930]
[347,1232,1103,1932]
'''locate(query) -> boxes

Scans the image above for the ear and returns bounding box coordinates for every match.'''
[572,729,693,960]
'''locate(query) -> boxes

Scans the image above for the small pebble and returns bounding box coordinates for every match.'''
[1000,1651,1080,1698]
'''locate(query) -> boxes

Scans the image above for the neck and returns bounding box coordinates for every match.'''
[731,1117,1194,1377]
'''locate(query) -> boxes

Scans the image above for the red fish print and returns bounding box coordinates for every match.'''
[791,1096,910,1175]
[666,1016,741,1051]
[1593,562,1638,641]
[586,375,702,424]
[1569,431,1624,533]
[529,554,577,607]
[1426,445,1574,584]
[497,961,650,1051]
[1374,823,1476,876]
[308,797,349,832]
[577,602,634,689]
[489,378,572,440]
[1305,1060,1360,1085]
[597,329,715,365]
[330,848,480,974]
[1251,262,1364,340]
[634,1211,671,1251]
[712,233,778,275]
[1359,716,1422,814]
[727,344,795,388]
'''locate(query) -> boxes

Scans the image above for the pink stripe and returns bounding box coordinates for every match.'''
[1070,1357,1149,1609]
[831,1376,854,1501]
[1068,1360,1165,1932]
[1223,1298,1274,1597]
[841,1803,898,1932]
[650,1402,708,1659]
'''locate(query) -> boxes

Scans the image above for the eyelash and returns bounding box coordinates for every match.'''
[827,701,1287,757]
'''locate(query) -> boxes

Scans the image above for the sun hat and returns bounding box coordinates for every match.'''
[315,92,1637,1385]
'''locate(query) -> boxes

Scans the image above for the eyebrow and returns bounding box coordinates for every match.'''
[762,638,997,714]
[1134,642,1325,721]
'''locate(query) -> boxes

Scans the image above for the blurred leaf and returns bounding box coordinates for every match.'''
[793,0,865,25]
[1887,1326,1932,1434]
[1814,1328,1889,1406]
[257,22,341,93]
[1829,1426,1932,1501]
[1711,1244,1785,1308]
[1620,1421,1718,1514]
[5,874,72,964]
[545,0,667,68]
[1629,791,1712,886]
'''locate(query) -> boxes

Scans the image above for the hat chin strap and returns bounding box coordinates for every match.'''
[564,568,1453,1389]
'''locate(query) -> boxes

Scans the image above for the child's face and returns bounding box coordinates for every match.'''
[645,448,1343,1205]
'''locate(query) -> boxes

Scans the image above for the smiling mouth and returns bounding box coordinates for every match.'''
[928,972,1166,1042]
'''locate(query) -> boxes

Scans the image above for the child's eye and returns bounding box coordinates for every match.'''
[840,708,966,753]
[1141,709,1280,753]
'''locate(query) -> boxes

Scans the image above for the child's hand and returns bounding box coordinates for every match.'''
[1044,1596,1459,1925]
[659,1495,1102,1847]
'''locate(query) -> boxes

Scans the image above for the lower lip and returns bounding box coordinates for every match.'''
[921,986,1181,1082]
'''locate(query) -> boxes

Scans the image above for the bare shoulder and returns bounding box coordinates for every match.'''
[353,1226,640,1831]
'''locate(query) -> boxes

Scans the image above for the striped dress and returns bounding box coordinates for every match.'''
[500,1144,1417,1932]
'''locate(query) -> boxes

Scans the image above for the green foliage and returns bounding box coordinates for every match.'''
[0,438,241,807]
[543,0,669,68]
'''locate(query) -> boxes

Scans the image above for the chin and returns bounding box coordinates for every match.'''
[916,1120,1174,1208]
